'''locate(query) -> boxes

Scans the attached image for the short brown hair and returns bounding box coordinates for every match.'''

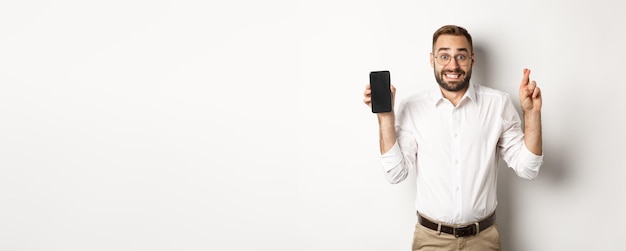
[432,25,473,52]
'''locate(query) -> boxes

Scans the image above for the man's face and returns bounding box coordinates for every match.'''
[430,35,474,92]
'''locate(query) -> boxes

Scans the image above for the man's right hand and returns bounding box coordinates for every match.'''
[363,83,397,154]
[363,83,396,115]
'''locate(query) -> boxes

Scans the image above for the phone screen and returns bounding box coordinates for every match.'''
[369,71,392,113]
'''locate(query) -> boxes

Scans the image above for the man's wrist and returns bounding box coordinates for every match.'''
[377,112,395,122]
[523,110,541,119]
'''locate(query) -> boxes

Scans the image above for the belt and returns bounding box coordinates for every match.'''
[417,212,495,238]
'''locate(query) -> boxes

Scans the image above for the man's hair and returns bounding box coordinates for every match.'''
[432,25,473,52]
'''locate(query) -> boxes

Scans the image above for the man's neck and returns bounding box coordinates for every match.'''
[440,86,468,107]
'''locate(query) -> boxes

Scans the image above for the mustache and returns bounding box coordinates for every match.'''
[442,69,465,74]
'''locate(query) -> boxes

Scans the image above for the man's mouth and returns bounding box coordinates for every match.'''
[444,72,463,80]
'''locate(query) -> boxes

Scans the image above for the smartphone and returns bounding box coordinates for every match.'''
[369,71,392,113]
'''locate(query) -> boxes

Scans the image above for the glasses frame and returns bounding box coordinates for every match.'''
[433,53,472,66]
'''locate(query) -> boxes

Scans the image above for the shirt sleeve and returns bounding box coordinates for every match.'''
[379,103,418,184]
[498,95,543,179]
[380,141,403,172]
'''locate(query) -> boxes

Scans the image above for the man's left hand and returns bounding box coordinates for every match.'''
[519,68,542,113]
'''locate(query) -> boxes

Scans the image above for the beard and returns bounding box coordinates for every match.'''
[435,67,472,92]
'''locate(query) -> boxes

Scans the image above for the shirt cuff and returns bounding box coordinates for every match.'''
[521,142,544,165]
[380,142,403,172]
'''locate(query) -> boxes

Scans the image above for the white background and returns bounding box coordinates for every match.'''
[1,0,625,250]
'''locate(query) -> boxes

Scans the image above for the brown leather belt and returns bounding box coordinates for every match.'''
[417,212,495,238]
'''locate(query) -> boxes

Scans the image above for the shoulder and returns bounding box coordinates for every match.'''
[473,84,513,102]
[399,88,435,107]
[394,88,434,121]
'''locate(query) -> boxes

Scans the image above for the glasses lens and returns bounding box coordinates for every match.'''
[436,54,469,66]
[456,55,469,66]
[436,54,450,65]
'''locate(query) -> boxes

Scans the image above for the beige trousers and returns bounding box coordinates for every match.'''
[412,222,501,251]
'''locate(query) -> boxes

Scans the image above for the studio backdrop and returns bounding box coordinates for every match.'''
[1,0,625,250]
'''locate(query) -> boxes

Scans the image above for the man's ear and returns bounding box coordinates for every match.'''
[471,53,475,66]
[430,53,434,68]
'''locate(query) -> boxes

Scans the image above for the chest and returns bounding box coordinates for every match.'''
[410,101,503,148]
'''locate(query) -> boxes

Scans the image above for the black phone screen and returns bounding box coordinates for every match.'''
[369,71,392,113]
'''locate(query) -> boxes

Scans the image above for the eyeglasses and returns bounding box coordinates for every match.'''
[434,53,471,66]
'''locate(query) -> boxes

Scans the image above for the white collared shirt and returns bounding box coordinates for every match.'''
[380,83,543,225]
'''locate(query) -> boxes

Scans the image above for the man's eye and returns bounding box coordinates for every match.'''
[457,55,467,60]
[440,55,450,60]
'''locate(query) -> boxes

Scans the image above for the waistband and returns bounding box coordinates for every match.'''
[417,212,495,238]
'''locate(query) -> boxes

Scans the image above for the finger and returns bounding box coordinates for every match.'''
[364,89,371,96]
[520,82,532,97]
[532,86,541,99]
[528,80,537,91]
[520,88,531,99]
[528,80,538,97]
[520,68,530,87]
[363,96,371,105]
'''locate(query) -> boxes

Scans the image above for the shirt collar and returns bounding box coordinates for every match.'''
[430,82,477,106]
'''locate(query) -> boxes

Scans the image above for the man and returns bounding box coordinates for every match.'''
[362,25,543,250]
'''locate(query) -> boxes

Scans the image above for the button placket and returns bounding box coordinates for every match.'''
[450,107,463,221]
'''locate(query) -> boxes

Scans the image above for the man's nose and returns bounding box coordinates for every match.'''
[449,57,460,67]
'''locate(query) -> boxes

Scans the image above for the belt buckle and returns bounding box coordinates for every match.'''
[453,227,463,238]
[453,224,477,238]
